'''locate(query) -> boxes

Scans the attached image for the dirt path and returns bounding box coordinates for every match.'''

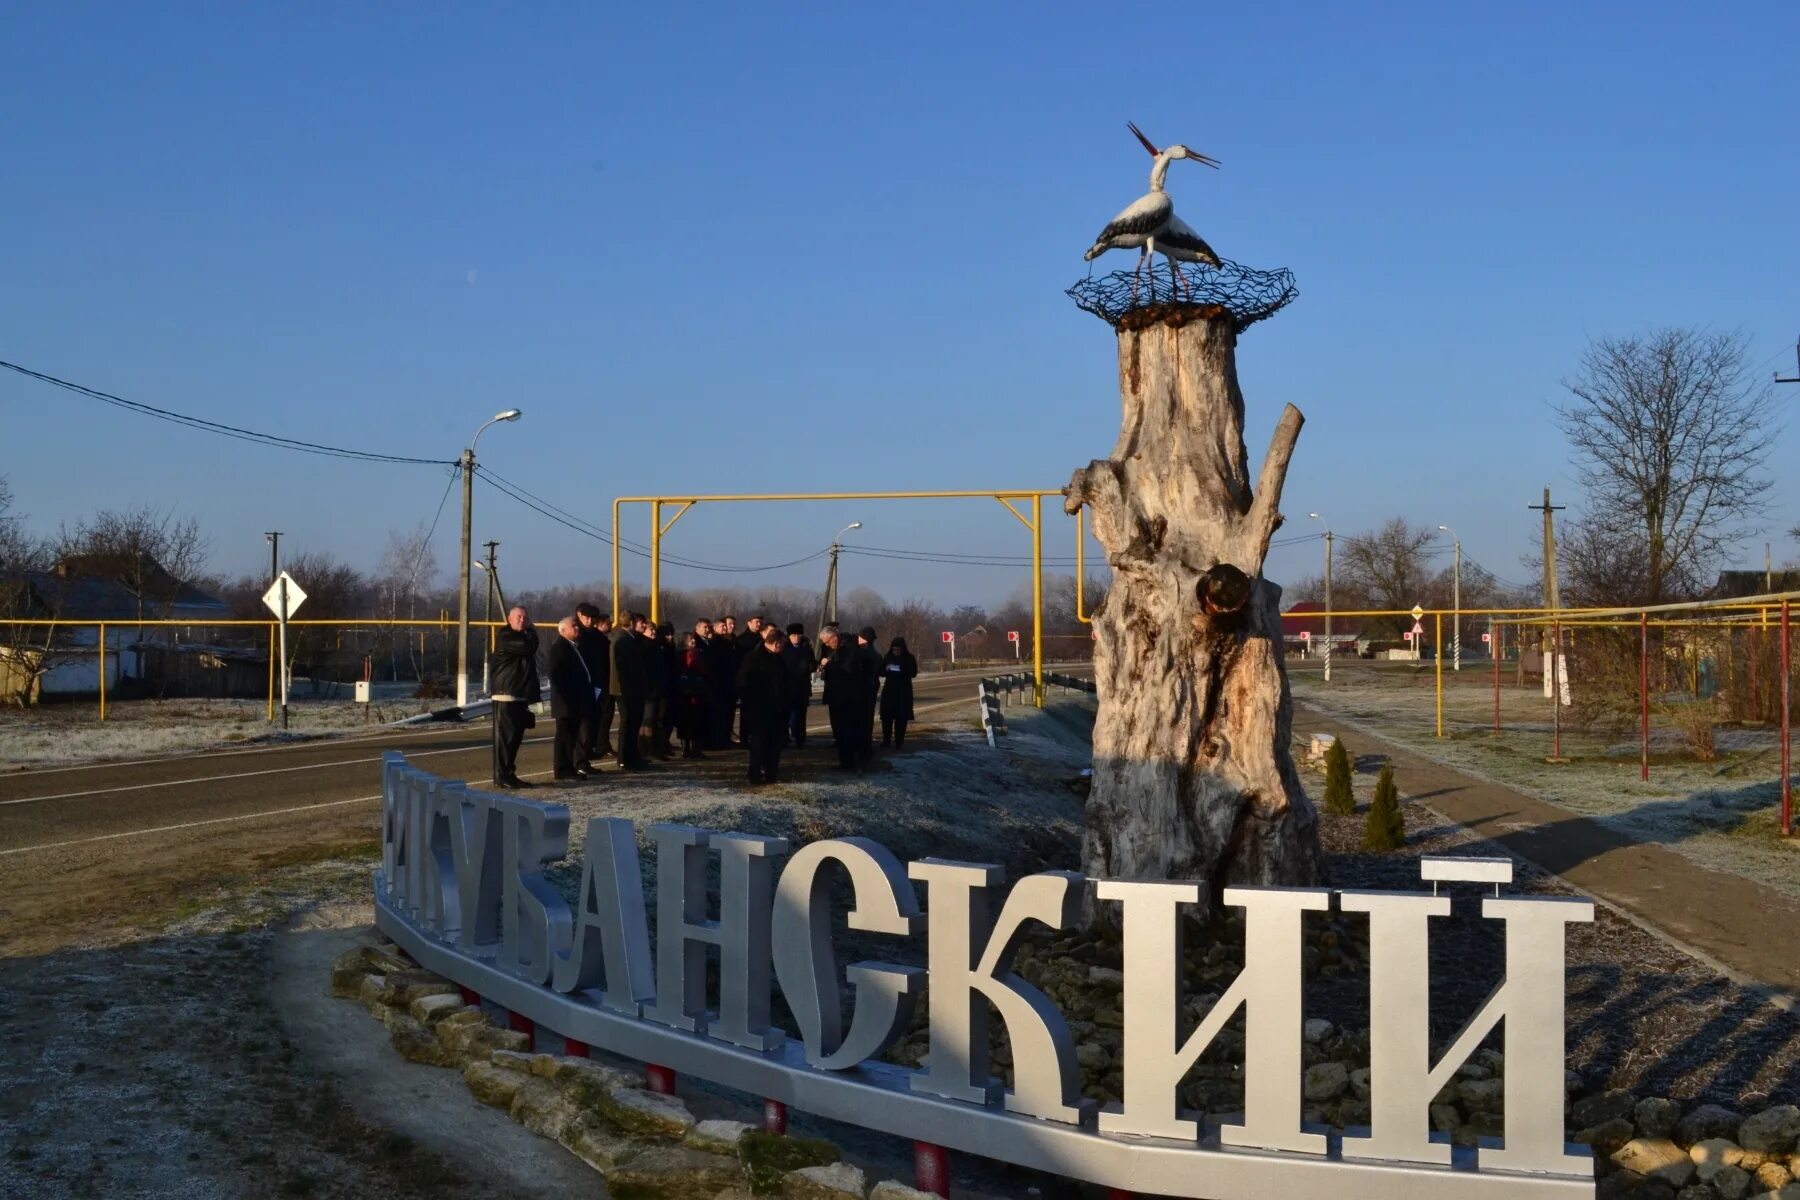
[1294,701,1800,1000]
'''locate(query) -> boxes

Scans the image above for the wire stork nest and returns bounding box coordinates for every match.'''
[1067,258,1298,331]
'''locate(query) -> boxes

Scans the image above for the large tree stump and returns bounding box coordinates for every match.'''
[1066,306,1322,922]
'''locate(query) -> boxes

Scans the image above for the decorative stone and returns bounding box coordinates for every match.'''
[356,973,388,1009]
[380,969,462,1006]
[1739,1106,1800,1156]
[1574,1090,1640,1130]
[1637,1099,1683,1140]
[598,1085,698,1139]
[1303,1018,1334,1045]
[604,1146,745,1199]
[560,1114,641,1172]
[543,1055,642,1092]
[1349,1068,1371,1101]
[1693,1139,1742,1179]
[409,992,467,1025]
[1576,1118,1639,1155]
[1673,1185,1717,1200]
[490,1050,534,1072]
[1677,1106,1744,1147]
[1076,1042,1109,1071]
[385,1012,459,1067]
[1751,1160,1793,1193]
[688,1120,755,1155]
[1459,1078,1506,1115]
[1303,1062,1348,1103]
[1430,1104,1461,1133]
[464,1060,527,1109]
[512,1077,584,1140]
[1086,965,1124,986]
[1612,1139,1697,1188]
[870,1183,937,1200]
[1709,1164,1750,1200]
[783,1162,866,1199]
[740,1131,840,1194]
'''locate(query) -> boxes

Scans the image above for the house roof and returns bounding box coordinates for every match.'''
[1707,570,1800,600]
[3,568,228,623]
[1279,601,1366,639]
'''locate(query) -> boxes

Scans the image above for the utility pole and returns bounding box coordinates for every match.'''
[265,531,288,729]
[1309,513,1332,682]
[816,521,862,638]
[1776,335,1798,387]
[1439,523,1461,672]
[480,540,499,697]
[455,409,522,710]
[1529,487,1566,704]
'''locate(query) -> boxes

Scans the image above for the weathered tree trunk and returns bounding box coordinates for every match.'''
[1066,309,1322,922]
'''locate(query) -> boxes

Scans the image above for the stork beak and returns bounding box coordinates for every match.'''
[1126,120,1159,157]
[1191,150,1222,169]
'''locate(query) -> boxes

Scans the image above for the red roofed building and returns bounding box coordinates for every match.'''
[1279,601,1367,657]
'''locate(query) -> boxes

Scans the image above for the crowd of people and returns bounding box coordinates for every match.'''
[485,603,920,790]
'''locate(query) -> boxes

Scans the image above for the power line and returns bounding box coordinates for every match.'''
[0,359,454,465]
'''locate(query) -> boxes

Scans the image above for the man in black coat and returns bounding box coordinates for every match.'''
[734,616,766,744]
[736,626,790,784]
[609,612,652,770]
[820,626,871,770]
[780,622,816,747]
[575,604,612,767]
[704,617,736,749]
[544,616,595,781]
[489,605,541,788]
[851,627,884,765]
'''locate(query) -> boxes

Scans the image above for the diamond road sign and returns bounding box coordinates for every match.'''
[1410,604,1425,621]
[262,572,307,619]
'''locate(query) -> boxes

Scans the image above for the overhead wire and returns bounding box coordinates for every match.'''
[0,359,454,465]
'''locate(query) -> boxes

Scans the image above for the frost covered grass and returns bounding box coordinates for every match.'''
[0,693,442,769]
[1291,664,1800,896]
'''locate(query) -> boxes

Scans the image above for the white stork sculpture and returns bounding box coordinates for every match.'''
[1083,122,1220,299]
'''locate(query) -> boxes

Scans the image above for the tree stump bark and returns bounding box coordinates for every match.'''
[1066,308,1322,922]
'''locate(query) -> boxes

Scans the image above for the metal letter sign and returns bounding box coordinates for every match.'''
[375,753,1593,1199]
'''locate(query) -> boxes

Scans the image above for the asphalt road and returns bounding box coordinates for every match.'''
[0,666,1035,860]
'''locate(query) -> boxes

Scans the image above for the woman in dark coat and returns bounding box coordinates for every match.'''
[676,632,710,759]
[879,637,919,749]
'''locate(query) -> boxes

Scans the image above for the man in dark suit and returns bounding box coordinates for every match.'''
[609,612,653,770]
[575,604,613,764]
[489,605,541,788]
[544,616,595,781]
[736,625,789,784]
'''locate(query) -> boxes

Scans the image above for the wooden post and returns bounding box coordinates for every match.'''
[1640,611,1650,782]
[1066,309,1320,911]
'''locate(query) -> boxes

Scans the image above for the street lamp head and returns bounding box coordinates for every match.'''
[1308,512,1321,519]
[1438,524,1451,532]
[495,409,522,423]
[848,522,863,530]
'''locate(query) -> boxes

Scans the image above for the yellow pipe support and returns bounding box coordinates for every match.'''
[1075,507,1092,625]
[1435,612,1444,737]
[267,624,276,721]
[994,497,1034,531]
[98,620,106,722]
[661,501,694,536]
[655,496,669,629]
[612,497,623,624]
[1033,494,1044,707]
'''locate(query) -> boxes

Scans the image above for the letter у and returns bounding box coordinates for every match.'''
[1341,886,1593,1174]
[907,860,1088,1125]
[446,788,504,953]
[497,795,572,986]
[1096,882,1329,1153]
[643,825,791,1052]
[379,753,415,909]
[550,817,656,1016]
[771,838,925,1069]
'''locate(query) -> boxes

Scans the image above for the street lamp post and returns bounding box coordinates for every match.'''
[475,542,500,697]
[818,521,863,633]
[1438,524,1461,672]
[1308,512,1332,683]
[458,409,522,709]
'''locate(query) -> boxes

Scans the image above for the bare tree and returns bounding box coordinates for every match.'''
[0,477,70,703]
[377,523,441,679]
[61,503,211,625]
[1337,518,1437,635]
[1558,328,1777,605]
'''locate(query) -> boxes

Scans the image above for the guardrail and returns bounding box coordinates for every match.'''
[977,671,1095,746]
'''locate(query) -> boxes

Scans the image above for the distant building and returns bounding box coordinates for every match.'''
[0,554,234,702]
[1706,570,1800,601]
[1279,601,1368,656]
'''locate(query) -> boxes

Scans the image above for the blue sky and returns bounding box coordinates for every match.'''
[2,3,1796,606]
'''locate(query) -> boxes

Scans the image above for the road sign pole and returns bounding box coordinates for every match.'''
[278,575,290,730]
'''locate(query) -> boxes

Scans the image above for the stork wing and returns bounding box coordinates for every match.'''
[1160,214,1221,265]
[1093,191,1171,244]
